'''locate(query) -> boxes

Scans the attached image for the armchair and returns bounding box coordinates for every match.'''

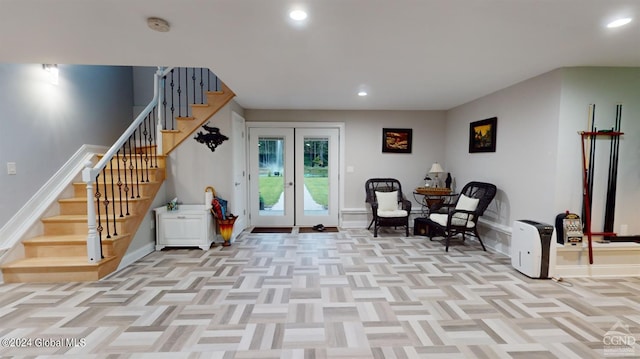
[425,181,497,251]
[365,178,412,237]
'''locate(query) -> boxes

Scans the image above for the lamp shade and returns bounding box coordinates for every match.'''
[429,162,444,173]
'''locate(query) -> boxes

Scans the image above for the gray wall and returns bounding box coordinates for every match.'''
[445,69,563,229]
[0,64,134,228]
[446,67,640,238]
[556,67,640,235]
[244,109,446,209]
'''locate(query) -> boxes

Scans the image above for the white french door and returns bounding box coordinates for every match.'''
[295,128,339,226]
[248,127,339,227]
[249,128,295,226]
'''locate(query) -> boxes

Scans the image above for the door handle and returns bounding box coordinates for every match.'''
[235,182,241,186]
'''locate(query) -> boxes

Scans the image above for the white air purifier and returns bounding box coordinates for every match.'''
[511,220,556,279]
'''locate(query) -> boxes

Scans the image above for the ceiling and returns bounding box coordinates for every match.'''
[2,1,639,110]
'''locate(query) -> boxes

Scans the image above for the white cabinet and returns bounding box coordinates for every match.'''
[154,205,215,251]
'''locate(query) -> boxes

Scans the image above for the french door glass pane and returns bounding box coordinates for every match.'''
[258,137,284,216]
[303,137,329,216]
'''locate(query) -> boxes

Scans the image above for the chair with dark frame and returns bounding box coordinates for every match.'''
[425,181,497,251]
[365,178,412,237]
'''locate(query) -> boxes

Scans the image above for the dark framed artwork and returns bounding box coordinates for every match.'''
[469,117,497,153]
[382,128,412,153]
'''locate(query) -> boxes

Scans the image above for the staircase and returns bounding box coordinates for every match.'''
[1,68,235,283]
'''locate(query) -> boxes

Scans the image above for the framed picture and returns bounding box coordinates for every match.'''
[469,117,497,153]
[382,128,412,153]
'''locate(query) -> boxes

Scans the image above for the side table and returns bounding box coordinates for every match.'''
[413,190,458,217]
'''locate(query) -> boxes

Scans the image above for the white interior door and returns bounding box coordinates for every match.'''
[231,111,247,239]
[295,128,339,226]
[249,127,295,226]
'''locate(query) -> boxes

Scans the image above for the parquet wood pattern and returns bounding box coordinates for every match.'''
[0,229,638,357]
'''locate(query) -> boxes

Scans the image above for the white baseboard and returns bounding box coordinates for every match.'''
[555,264,640,277]
[116,241,156,272]
[340,207,424,228]
[0,144,108,262]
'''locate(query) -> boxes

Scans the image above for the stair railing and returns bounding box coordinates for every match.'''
[82,66,221,263]
[82,66,170,263]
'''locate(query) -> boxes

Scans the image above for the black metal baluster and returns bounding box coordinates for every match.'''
[102,167,111,239]
[163,74,168,130]
[170,69,175,130]
[95,174,103,243]
[200,68,204,104]
[151,108,157,168]
[109,159,117,236]
[177,68,182,118]
[142,118,150,182]
[133,130,141,198]
[192,68,196,109]
[185,68,189,117]
[122,142,130,215]
[116,149,124,217]
[128,137,136,199]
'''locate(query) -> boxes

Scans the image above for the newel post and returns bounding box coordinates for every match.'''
[156,67,164,155]
[82,162,101,263]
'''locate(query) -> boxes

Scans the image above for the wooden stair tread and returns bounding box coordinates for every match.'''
[59,196,151,203]
[23,234,130,245]
[97,153,166,158]
[73,180,161,186]
[42,214,135,222]
[2,256,117,269]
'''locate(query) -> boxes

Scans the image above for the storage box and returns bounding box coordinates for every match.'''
[414,217,431,236]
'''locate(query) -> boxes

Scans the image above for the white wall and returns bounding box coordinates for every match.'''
[244,110,447,210]
[165,101,245,206]
[445,67,640,254]
[446,69,563,230]
[556,67,640,235]
[0,64,134,228]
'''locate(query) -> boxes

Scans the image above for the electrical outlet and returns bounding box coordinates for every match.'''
[7,162,16,175]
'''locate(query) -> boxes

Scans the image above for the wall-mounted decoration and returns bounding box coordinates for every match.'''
[382,128,412,153]
[194,123,229,152]
[469,117,497,153]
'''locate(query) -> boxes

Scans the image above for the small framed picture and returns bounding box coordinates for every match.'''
[382,128,412,153]
[469,117,497,153]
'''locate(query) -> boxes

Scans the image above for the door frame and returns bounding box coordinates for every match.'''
[246,121,345,227]
[231,111,247,239]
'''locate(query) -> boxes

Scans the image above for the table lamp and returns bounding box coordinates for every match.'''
[429,162,444,188]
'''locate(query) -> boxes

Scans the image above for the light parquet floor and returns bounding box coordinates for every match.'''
[0,228,639,358]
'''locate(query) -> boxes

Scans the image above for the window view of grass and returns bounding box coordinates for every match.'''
[259,166,329,208]
[258,137,330,209]
[259,176,284,207]
[304,177,329,207]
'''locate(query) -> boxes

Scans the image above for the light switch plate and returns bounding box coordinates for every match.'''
[7,162,16,175]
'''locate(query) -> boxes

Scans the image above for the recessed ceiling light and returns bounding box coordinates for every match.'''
[289,10,308,21]
[607,17,632,28]
[358,91,368,97]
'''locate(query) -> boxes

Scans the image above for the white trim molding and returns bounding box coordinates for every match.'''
[0,144,108,260]
[116,242,156,273]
